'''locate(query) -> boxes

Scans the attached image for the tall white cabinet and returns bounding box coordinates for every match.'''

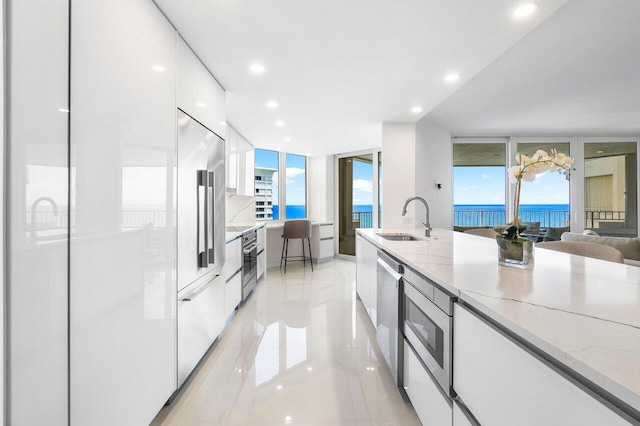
[70,0,177,425]
[7,0,70,424]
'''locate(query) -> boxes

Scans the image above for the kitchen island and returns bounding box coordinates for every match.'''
[357,228,640,425]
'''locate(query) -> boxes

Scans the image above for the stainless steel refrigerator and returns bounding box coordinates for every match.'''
[176,109,226,386]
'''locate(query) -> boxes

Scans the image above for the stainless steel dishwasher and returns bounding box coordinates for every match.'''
[376,249,404,385]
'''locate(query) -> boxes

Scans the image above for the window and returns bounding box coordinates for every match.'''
[515,141,570,228]
[453,142,506,228]
[254,149,307,221]
[285,153,307,219]
[254,149,279,220]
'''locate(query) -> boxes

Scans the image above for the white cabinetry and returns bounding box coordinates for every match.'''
[226,126,255,195]
[257,225,266,279]
[404,340,452,426]
[311,223,334,263]
[177,37,225,138]
[225,237,242,317]
[356,234,377,326]
[178,274,226,386]
[70,0,177,424]
[453,303,631,426]
[7,0,70,422]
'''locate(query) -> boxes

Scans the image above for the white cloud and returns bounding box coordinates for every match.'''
[353,179,373,193]
[286,167,305,179]
[481,174,490,179]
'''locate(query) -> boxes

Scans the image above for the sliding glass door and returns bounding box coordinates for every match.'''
[337,151,381,256]
[583,140,638,237]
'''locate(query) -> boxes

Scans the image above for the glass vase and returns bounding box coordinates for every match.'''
[497,237,534,268]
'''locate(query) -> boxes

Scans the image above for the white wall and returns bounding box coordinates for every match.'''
[308,155,335,223]
[381,123,416,228]
[0,1,4,422]
[415,118,453,229]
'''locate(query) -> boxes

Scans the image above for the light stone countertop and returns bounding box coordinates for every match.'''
[357,227,640,414]
[225,222,266,243]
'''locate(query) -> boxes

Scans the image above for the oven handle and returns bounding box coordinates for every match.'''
[243,243,258,254]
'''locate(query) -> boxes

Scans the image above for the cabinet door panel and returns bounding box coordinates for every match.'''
[404,340,452,426]
[454,304,630,426]
[70,0,177,424]
[225,271,242,317]
[356,236,370,311]
[177,37,225,138]
[7,0,70,423]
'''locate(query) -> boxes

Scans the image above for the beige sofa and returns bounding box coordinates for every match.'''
[560,232,640,266]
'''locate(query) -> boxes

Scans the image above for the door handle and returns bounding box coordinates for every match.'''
[208,171,215,263]
[198,170,208,268]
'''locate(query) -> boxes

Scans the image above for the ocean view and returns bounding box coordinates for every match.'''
[454,204,570,227]
[273,204,570,228]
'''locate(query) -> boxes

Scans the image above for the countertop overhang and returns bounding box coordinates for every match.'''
[357,227,640,416]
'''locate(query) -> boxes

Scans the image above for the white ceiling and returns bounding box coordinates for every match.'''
[154,0,568,156]
[425,0,640,136]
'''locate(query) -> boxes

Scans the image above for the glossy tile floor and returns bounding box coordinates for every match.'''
[152,259,420,425]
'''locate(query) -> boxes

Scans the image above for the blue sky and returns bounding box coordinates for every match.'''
[352,160,373,206]
[454,166,570,205]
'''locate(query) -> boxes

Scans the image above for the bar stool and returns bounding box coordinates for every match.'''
[280,219,313,273]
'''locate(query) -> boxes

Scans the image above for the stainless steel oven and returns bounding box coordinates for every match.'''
[402,266,454,397]
[242,230,258,300]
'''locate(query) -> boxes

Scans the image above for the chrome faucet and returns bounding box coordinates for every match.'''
[402,196,432,237]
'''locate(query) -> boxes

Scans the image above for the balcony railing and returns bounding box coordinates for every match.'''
[353,211,373,228]
[454,209,571,228]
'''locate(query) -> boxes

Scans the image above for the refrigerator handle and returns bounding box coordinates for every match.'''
[208,171,215,263]
[198,170,208,268]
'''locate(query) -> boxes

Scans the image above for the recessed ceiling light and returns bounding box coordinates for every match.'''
[151,65,165,72]
[597,150,604,154]
[250,63,265,74]
[275,121,285,126]
[58,108,69,113]
[513,3,538,19]
[411,106,423,114]
[444,73,460,83]
[196,102,206,107]
[276,385,283,390]
[307,367,312,371]
[284,137,291,142]
[266,101,278,108]
[219,121,227,126]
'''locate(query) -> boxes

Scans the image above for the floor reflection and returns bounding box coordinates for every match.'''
[153,259,420,425]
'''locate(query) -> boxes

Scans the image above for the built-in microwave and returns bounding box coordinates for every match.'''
[402,266,455,397]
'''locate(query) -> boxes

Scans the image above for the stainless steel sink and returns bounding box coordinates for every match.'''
[376,233,426,241]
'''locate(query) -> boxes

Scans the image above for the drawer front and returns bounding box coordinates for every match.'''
[225,238,242,281]
[318,224,333,239]
[178,275,225,386]
[319,238,334,258]
[224,271,242,317]
[403,339,452,426]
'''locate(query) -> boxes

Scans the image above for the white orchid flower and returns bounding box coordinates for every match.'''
[507,165,521,183]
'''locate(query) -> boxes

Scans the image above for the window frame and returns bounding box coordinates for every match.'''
[254,149,308,221]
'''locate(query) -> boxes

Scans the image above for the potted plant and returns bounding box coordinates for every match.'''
[496,149,573,267]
